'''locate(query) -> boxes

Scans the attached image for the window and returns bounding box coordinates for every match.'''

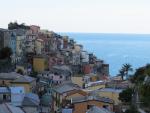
[3,95,6,100]
[20,90,23,93]
[2,80,5,85]
[103,105,109,109]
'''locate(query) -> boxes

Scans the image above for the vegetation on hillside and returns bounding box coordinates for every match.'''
[119,88,133,103]
[8,21,30,30]
[0,47,13,72]
[0,47,12,59]
[119,64,150,112]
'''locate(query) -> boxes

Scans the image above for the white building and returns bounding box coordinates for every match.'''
[10,87,25,106]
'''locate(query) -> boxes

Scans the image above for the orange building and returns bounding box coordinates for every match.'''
[53,84,87,112]
[71,96,114,113]
[83,64,92,74]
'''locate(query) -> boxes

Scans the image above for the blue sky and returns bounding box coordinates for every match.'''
[0,0,150,33]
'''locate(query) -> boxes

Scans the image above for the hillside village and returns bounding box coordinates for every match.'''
[0,22,138,113]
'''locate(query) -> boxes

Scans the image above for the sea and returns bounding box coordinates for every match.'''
[59,33,150,76]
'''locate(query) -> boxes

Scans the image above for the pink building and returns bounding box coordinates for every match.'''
[48,56,64,70]
[30,25,40,34]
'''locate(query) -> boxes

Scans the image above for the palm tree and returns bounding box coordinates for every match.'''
[119,68,126,80]
[122,63,133,79]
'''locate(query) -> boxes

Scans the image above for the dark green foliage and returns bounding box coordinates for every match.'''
[140,84,150,107]
[8,21,30,30]
[0,47,13,71]
[119,88,133,103]
[16,69,24,75]
[125,105,139,113]
[0,47,12,59]
[130,64,150,83]
[129,64,150,110]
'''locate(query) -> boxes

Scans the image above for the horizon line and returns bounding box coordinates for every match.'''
[57,32,150,35]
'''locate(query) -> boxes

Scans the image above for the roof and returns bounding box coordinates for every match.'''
[71,95,113,104]
[52,65,71,72]
[0,103,24,113]
[54,84,77,94]
[0,72,21,80]
[98,88,123,93]
[22,93,40,107]
[41,93,52,106]
[0,87,10,94]
[52,65,72,76]
[62,109,73,113]
[12,76,36,83]
[0,28,9,32]
[87,106,113,113]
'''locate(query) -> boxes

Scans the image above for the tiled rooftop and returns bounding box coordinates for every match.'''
[0,72,21,80]
[71,95,113,104]
[54,84,77,94]
[87,106,113,113]
[12,76,36,83]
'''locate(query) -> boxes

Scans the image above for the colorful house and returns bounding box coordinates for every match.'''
[0,72,21,86]
[35,38,44,55]
[82,64,92,74]
[25,34,36,53]
[71,77,83,88]
[33,56,48,72]
[11,76,36,93]
[16,35,26,60]
[71,95,114,113]
[0,87,11,103]
[30,25,40,34]
[53,84,87,112]
[0,28,11,49]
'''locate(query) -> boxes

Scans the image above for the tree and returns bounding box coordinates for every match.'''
[123,63,133,78]
[125,105,140,113]
[130,67,145,84]
[16,69,24,75]
[119,63,133,80]
[0,47,12,59]
[119,88,133,103]
[119,68,126,80]
[8,21,30,30]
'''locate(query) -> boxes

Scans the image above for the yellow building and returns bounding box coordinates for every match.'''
[11,76,36,93]
[84,73,99,82]
[71,77,83,88]
[71,75,104,89]
[35,39,44,55]
[97,88,123,105]
[0,72,21,86]
[33,56,48,73]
